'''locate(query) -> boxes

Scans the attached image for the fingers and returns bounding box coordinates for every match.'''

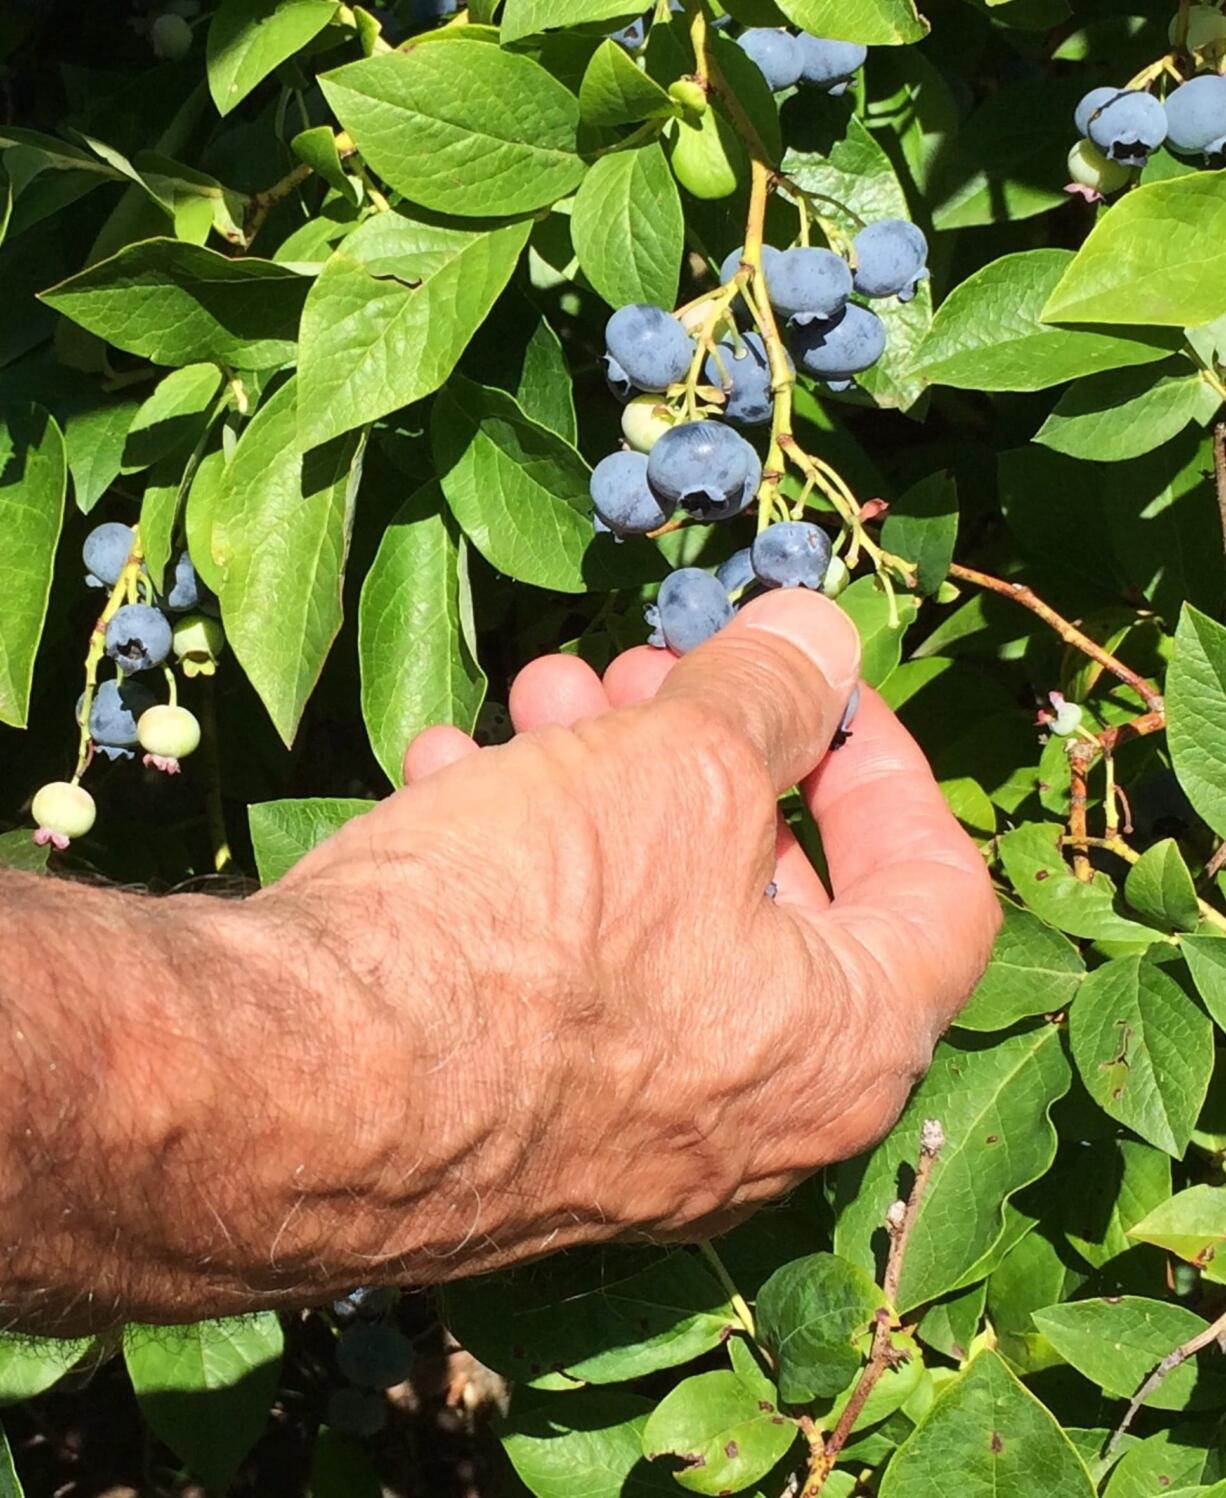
[402,724,478,784]
[659,590,860,794]
[802,687,1000,1036]
[772,814,831,912]
[509,654,609,732]
[603,645,676,706]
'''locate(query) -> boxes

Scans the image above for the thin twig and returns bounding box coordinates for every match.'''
[1107,1304,1226,1455]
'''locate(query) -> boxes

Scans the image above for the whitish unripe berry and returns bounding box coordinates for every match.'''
[32,782,96,849]
[821,554,850,598]
[150,11,193,59]
[137,704,201,773]
[172,614,226,678]
[1170,4,1226,49]
[621,395,678,453]
[1066,139,1132,196]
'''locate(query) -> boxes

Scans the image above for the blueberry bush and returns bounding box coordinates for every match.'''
[7,0,1226,1493]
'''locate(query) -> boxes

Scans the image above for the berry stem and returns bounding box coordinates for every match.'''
[72,528,146,785]
[697,1240,757,1340]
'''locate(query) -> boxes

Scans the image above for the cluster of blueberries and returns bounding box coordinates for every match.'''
[30,522,226,851]
[326,1287,415,1438]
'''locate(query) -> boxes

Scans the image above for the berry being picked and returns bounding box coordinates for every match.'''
[83,522,135,589]
[336,1324,415,1390]
[1079,88,1167,166]
[644,568,735,654]
[1163,74,1226,159]
[604,305,693,394]
[333,1286,400,1323]
[768,247,853,327]
[31,782,96,850]
[590,450,672,537]
[172,613,225,678]
[704,331,787,426]
[150,10,192,59]
[1066,138,1133,199]
[165,550,213,612]
[1170,5,1226,50]
[792,303,887,390]
[137,703,201,774]
[621,394,678,453]
[105,604,172,673]
[77,679,157,761]
[795,35,867,95]
[326,1385,387,1438]
[851,220,929,303]
[833,685,860,748]
[736,29,804,91]
[716,547,755,598]
[646,420,762,520]
[751,521,832,590]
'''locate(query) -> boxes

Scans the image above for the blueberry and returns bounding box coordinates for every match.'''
[1083,89,1167,165]
[795,35,867,95]
[165,550,214,612]
[768,247,853,327]
[326,1386,387,1438]
[1066,138,1133,196]
[719,243,783,290]
[737,29,804,91]
[411,0,458,18]
[172,613,226,678]
[77,679,157,761]
[604,354,636,402]
[832,685,860,748]
[704,331,788,426]
[590,450,672,537]
[851,220,929,303]
[150,11,192,59]
[31,782,96,850]
[336,1324,415,1390]
[1074,85,1120,138]
[751,521,832,590]
[1164,74,1226,159]
[136,703,201,773]
[715,547,755,597]
[604,305,693,394]
[333,1286,400,1323]
[644,567,735,654]
[104,604,172,673]
[646,420,762,520]
[610,14,648,48]
[792,303,886,390]
[83,522,134,589]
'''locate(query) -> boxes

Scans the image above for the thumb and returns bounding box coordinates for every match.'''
[658,589,861,793]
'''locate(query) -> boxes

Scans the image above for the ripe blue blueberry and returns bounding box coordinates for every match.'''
[751,521,832,590]
[795,35,867,95]
[644,568,735,654]
[326,1386,387,1438]
[1082,88,1167,165]
[716,547,755,598]
[792,303,886,390]
[1164,74,1226,159]
[336,1324,415,1390]
[1074,85,1120,137]
[83,522,134,589]
[768,247,853,327]
[333,1286,400,1323]
[77,679,157,761]
[165,550,213,612]
[704,331,787,426]
[646,420,762,520]
[610,14,647,48]
[737,29,804,91]
[852,220,929,302]
[104,604,172,673]
[604,305,693,393]
[590,450,672,537]
[604,354,635,402]
[719,243,783,289]
[833,685,860,747]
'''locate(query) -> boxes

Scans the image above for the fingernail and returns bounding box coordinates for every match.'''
[741,591,861,695]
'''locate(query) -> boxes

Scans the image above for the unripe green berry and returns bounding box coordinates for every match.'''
[172,613,226,678]
[1170,4,1226,49]
[138,704,201,772]
[621,394,678,454]
[32,782,96,848]
[669,78,709,117]
[1066,138,1132,195]
[821,555,850,598]
[150,12,193,60]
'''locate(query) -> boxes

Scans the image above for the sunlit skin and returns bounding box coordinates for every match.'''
[0,591,997,1334]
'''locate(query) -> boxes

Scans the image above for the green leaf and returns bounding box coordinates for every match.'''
[0,1421,21,1498]
[63,396,141,513]
[123,1315,283,1491]
[207,0,340,115]
[1125,839,1201,933]
[1169,605,1226,842]
[877,1351,1095,1498]
[641,1370,797,1495]
[1043,173,1226,327]
[572,144,683,312]
[918,1284,987,1363]
[0,1333,92,1404]
[248,796,374,884]
[1103,1427,1214,1498]
[918,250,1178,392]
[956,903,1085,1033]
[440,1248,733,1389]
[774,0,926,44]
[1035,362,1216,463]
[1068,953,1214,1156]
[212,380,362,744]
[501,0,648,41]
[880,470,958,596]
[837,575,919,688]
[433,378,665,594]
[756,1252,886,1402]
[122,363,223,472]
[0,403,66,729]
[291,125,360,206]
[297,207,530,446]
[579,39,676,128]
[835,1026,1070,1313]
[986,1225,1083,1377]
[359,482,485,789]
[1032,1299,1226,1409]
[513,313,578,443]
[41,239,308,370]
[501,1389,675,1498]
[0,829,48,873]
[1061,1139,1171,1272]
[1182,934,1226,1034]
[320,44,584,217]
[997,823,1158,943]
[1129,1184,1226,1285]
